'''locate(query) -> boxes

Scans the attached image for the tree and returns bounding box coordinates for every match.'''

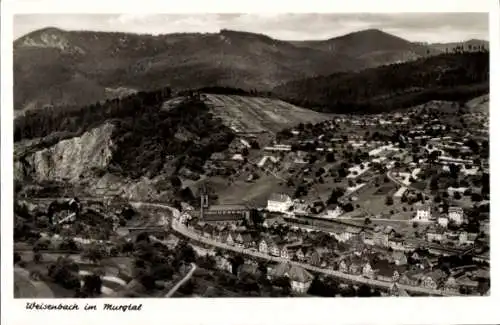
[14,252,21,264]
[385,196,394,206]
[471,193,483,202]
[326,152,335,163]
[364,218,371,225]
[453,192,462,200]
[430,177,439,191]
[81,246,104,264]
[33,252,42,264]
[82,274,103,297]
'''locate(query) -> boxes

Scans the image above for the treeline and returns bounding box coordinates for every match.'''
[14,87,172,142]
[272,52,490,114]
[14,86,235,179]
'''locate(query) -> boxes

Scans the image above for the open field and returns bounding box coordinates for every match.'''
[213,175,290,206]
[205,94,331,133]
[352,182,415,220]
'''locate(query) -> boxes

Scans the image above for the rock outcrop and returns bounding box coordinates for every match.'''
[15,123,115,183]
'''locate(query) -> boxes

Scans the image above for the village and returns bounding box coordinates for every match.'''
[14,97,490,298]
[161,99,489,297]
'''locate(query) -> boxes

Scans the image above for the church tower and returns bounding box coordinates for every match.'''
[200,185,209,220]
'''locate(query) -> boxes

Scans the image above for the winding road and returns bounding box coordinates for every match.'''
[25,198,463,296]
[133,202,456,296]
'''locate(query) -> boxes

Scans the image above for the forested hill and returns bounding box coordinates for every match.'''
[14,88,235,179]
[272,52,489,114]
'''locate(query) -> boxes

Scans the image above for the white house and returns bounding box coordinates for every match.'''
[448,207,464,225]
[326,206,344,219]
[414,204,431,221]
[438,217,449,228]
[267,193,293,213]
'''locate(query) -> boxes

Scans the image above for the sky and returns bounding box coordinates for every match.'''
[13,13,489,43]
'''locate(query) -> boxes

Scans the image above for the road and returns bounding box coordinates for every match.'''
[14,267,54,298]
[165,263,197,297]
[386,171,429,195]
[27,198,464,296]
[136,202,454,296]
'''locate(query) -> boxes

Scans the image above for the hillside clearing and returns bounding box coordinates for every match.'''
[204,94,331,133]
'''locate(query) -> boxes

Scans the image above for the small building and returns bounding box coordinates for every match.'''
[295,247,305,261]
[338,259,349,273]
[268,263,314,294]
[258,239,269,254]
[448,207,464,225]
[391,251,408,266]
[427,227,445,242]
[280,246,290,259]
[422,270,447,290]
[389,283,410,297]
[340,226,363,242]
[362,262,375,279]
[268,241,280,257]
[438,216,449,228]
[267,193,294,213]
[415,204,431,221]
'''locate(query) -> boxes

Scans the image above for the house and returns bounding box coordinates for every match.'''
[391,251,408,266]
[448,207,464,225]
[232,154,245,161]
[326,206,344,218]
[295,248,305,261]
[268,263,314,294]
[338,260,349,273]
[264,144,292,152]
[388,237,406,251]
[215,255,233,273]
[224,232,235,245]
[372,226,395,247]
[438,216,449,228]
[280,246,290,259]
[362,262,375,279]
[258,239,268,254]
[308,248,325,266]
[235,233,254,248]
[348,261,362,275]
[459,232,478,245]
[421,270,447,290]
[267,193,294,213]
[268,241,280,257]
[426,227,445,242]
[414,204,431,221]
[411,252,421,261]
[340,226,363,242]
[398,271,422,286]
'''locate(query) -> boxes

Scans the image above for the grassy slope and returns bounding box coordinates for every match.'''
[205,94,331,133]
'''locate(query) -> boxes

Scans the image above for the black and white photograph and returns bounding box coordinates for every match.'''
[9,11,491,299]
[2,1,499,324]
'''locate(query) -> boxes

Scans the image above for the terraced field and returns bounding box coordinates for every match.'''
[204,94,331,133]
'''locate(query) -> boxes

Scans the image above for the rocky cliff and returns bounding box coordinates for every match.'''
[15,123,115,183]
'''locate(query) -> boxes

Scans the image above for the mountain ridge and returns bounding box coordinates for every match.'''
[14,27,440,111]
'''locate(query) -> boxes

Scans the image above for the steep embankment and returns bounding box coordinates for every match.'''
[15,123,115,182]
